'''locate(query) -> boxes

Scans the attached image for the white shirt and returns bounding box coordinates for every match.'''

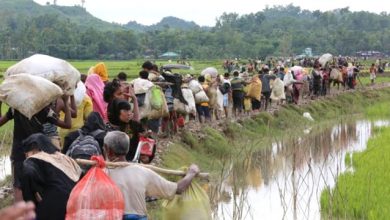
[108,165,177,216]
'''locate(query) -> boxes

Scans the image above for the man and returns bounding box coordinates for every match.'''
[0,95,72,202]
[197,76,211,123]
[230,71,245,117]
[132,70,154,107]
[105,131,200,220]
[259,66,275,110]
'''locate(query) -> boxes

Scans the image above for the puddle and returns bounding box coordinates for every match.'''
[212,120,388,220]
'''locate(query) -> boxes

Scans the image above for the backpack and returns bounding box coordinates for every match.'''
[66,129,104,169]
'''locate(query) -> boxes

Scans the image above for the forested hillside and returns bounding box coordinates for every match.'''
[0,0,389,60]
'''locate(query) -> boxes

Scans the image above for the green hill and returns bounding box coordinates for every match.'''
[125,16,201,32]
[0,0,124,31]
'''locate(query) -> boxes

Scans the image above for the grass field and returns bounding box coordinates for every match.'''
[319,101,390,219]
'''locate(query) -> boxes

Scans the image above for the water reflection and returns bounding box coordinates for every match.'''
[212,120,386,220]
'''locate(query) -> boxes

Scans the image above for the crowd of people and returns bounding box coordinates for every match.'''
[0,56,388,220]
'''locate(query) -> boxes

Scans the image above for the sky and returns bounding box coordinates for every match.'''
[34,0,389,26]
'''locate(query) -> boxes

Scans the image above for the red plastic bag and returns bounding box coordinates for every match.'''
[66,156,124,220]
[140,136,156,157]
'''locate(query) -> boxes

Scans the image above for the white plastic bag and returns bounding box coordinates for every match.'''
[139,87,169,119]
[5,54,80,95]
[74,81,86,107]
[0,74,63,119]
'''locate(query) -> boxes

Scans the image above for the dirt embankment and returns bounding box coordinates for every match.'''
[154,82,390,166]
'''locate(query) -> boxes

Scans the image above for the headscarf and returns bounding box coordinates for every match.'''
[94,62,109,82]
[85,74,108,122]
[22,133,58,154]
[107,99,131,127]
[81,112,106,133]
[22,134,81,182]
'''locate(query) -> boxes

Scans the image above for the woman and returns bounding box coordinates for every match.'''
[103,79,131,106]
[94,62,109,84]
[107,98,151,162]
[58,81,93,143]
[21,133,81,220]
[85,74,108,122]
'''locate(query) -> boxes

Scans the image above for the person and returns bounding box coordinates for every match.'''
[142,61,160,81]
[346,64,355,89]
[21,133,81,220]
[221,73,231,118]
[105,131,200,220]
[369,63,377,85]
[0,201,35,220]
[85,73,108,122]
[283,70,296,103]
[117,72,128,82]
[132,71,154,107]
[197,76,211,123]
[230,71,245,117]
[311,64,322,96]
[63,112,107,155]
[0,95,72,202]
[80,74,88,84]
[107,98,148,162]
[94,62,109,84]
[42,95,77,149]
[161,84,178,135]
[59,82,93,144]
[277,67,285,80]
[259,66,275,110]
[104,79,132,105]
[247,75,262,112]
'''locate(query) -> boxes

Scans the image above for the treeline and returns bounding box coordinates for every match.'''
[0,5,389,60]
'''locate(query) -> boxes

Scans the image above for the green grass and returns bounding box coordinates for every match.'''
[320,126,390,219]
[365,101,390,119]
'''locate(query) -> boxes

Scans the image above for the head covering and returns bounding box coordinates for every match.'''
[107,99,131,126]
[85,74,108,122]
[94,62,109,82]
[81,112,106,133]
[24,134,82,182]
[22,133,58,154]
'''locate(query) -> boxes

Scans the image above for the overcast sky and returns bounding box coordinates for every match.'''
[34,0,389,26]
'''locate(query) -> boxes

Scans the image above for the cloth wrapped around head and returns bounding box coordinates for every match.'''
[94,62,109,82]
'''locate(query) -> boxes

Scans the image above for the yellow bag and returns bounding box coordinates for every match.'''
[162,182,212,220]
